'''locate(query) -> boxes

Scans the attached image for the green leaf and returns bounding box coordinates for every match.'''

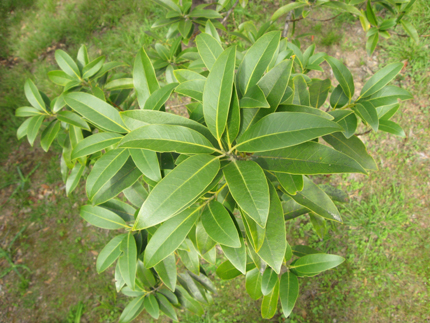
[118,233,137,290]
[55,49,81,79]
[353,102,379,131]
[188,271,216,293]
[261,267,278,296]
[196,33,223,71]
[156,293,178,321]
[129,149,161,183]
[175,286,205,315]
[189,9,222,19]
[378,119,405,137]
[82,56,105,79]
[173,69,206,83]
[235,112,342,153]
[271,2,307,21]
[119,124,217,154]
[154,254,177,291]
[240,85,270,109]
[216,260,255,280]
[40,120,61,152]
[143,83,178,110]
[330,84,349,109]
[223,85,241,147]
[118,296,145,323]
[178,19,193,38]
[241,209,265,252]
[366,30,379,56]
[134,47,160,108]
[401,20,419,43]
[104,78,134,90]
[119,110,216,146]
[289,177,341,222]
[144,294,160,319]
[48,70,75,86]
[123,181,148,208]
[256,182,287,273]
[277,104,334,119]
[57,111,91,131]
[221,236,247,274]
[72,132,123,159]
[24,79,48,113]
[360,63,403,98]
[136,260,156,288]
[366,0,377,26]
[77,44,89,68]
[97,234,127,273]
[80,205,128,229]
[236,31,281,96]
[16,106,44,117]
[276,173,303,195]
[291,253,345,276]
[280,271,299,318]
[261,278,279,319]
[100,199,135,222]
[254,141,366,175]
[27,115,45,146]
[309,79,331,108]
[66,162,85,195]
[325,56,354,99]
[64,92,128,133]
[151,0,181,12]
[196,221,216,255]
[329,110,357,138]
[292,75,310,106]
[323,1,363,17]
[203,46,236,141]
[292,245,321,258]
[134,155,220,229]
[175,79,205,101]
[223,160,270,228]
[202,201,240,248]
[323,132,378,170]
[205,20,221,43]
[246,268,263,300]
[360,85,412,107]
[178,239,200,275]
[144,207,200,268]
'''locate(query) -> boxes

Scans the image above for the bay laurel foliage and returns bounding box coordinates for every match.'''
[15,0,414,321]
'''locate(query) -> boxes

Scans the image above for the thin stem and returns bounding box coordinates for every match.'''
[221,0,239,26]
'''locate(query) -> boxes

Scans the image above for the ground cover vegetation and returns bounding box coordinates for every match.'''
[0,0,429,322]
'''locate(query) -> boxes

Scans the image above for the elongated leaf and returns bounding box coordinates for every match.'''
[24,79,48,113]
[223,85,240,147]
[136,260,156,289]
[236,112,342,153]
[401,20,419,44]
[154,254,177,291]
[66,162,85,195]
[330,84,349,109]
[240,85,270,109]
[241,209,265,252]
[323,132,378,170]
[221,236,247,274]
[202,201,240,248]
[360,63,403,98]
[134,155,220,229]
[277,104,334,119]
[144,207,201,268]
[196,33,223,71]
[325,56,354,99]
[173,69,206,83]
[134,47,159,108]
[118,296,145,323]
[16,106,44,117]
[48,70,74,86]
[203,46,236,141]
[237,31,281,96]
[196,221,216,255]
[188,271,216,293]
[129,149,161,183]
[280,271,299,318]
[322,1,363,17]
[105,78,134,91]
[271,2,307,21]
[57,111,91,131]
[261,279,279,319]
[262,267,278,296]
[80,205,128,229]
[151,0,181,12]
[178,239,200,275]
[72,132,123,159]
[40,120,61,152]
[290,177,341,222]
[379,119,405,137]
[353,102,379,131]
[292,75,310,106]
[175,79,205,101]
[246,268,263,300]
[366,31,379,56]
[329,110,357,138]
[119,124,216,154]
[27,115,45,146]
[257,182,286,273]
[223,160,270,228]
[55,50,81,79]
[144,294,160,319]
[97,234,127,273]
[64,92,128,133]
[216,260,255,280]
[123,181,147,208]
[118,233,137,290]
[291,253,345,276]
[361,85,412,107]
[309,79,331,108]
[189,9,222,19]
[254,141,366,175]
[143,83,178,110]
[276,173,303,195]
[82,56,105,79]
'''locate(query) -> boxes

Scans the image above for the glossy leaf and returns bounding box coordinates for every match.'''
[134,155,220,229]
[82,56,105,79]
[240,85,270,109]
[241,209,265,252]
[72,132,122,160]
[123,181,147,208]
[57,111,91,131]
[291,253,345,276]
[221,236,247,274]
[353,102,379,131]
[173,69,206,83]
[329,110,357,138]
[292,75,310,106]
[330,84,349,109]
[280,271,299,318]
[55,50,81,79]
[196,33,223,71]
[223,85,241,146]
[80,205,128,229]
[24,79,48,113]
[261,267,278,296]
[224,160,270,228]
[309,79,331,108]
[178,239,200,275]
[129,149,161,183]
[143,83,178,110]
[175,79,205,101]
[48,70,74,86]
[246,268,263,300]
[261,278,279,319]
[216,260,256,280]
[97,234,127,273]
[134,47,159,108]
[360,63,403,98]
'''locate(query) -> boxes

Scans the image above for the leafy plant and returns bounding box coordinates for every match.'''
[15,0,415,321]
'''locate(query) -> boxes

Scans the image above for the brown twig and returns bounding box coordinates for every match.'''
[356,129,372,136]
[222,0,239,26]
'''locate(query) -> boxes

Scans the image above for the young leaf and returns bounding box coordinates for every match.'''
[280,271,299,318]
[27,115,45,146]
[196,33,223,71]
[133,47,159,108]
[80,205,128,230]
[201,201,241,248]
[325,56,354,99]
[97,234,127,273]
[82,56,105,79]
[55,49,81,79]
[48,70,75,86]
[144,207,201,268]
[235,112,342,153]
[118,233,137,290]
[24,79,48,113]
[134,155,220,229]
[223,160,270,228]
